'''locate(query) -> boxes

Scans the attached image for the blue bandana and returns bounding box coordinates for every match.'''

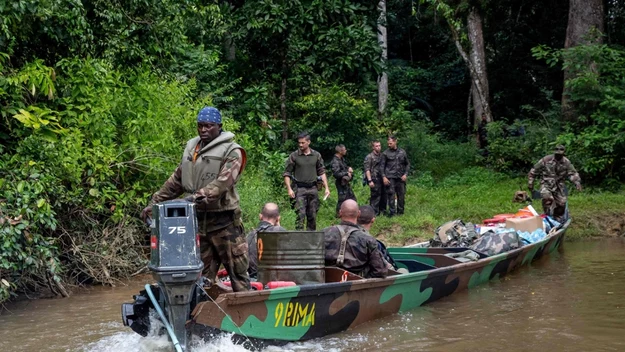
[197,107,222,124]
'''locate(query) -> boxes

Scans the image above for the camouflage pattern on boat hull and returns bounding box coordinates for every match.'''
[189,220,568,342]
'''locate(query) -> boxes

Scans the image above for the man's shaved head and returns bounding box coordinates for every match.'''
[339,199,360,221]
[260,202,280,220]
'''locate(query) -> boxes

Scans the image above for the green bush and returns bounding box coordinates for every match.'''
[559,43,625,183]
[0,57,232,301]
[397,121,480,180]
[533,40,625,183]
[486,119,559,175]
[0,162,62,301]
[291,84,376,158]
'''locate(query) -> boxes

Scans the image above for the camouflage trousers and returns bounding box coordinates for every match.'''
[335,182,356,217]
[369,178,386,215]
[199,221,250,292]
[295,186,319,231]
[386,178,406,216]
[540,185,567,222]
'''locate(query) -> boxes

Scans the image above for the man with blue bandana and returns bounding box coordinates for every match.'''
[142,107,250,292]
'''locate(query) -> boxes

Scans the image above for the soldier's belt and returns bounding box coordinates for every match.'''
[295,182,316,188]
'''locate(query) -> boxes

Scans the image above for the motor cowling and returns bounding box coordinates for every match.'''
[149,200,204,350]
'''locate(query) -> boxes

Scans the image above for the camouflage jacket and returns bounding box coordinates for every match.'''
[323,221,387,278]
[528,155,581,191]
[380,148,410,179]
[361,229,396,270]
[363,151,383,181]
[151,133,245,232]
[247,221,286,277]
[330,155,352,185]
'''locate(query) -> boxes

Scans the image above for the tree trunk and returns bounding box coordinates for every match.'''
[223,32,236,61]
[281,75,288,142]
[467,84,473,133]
[562,0,605,120]
[467,6,491,126]
[377,0,389,119]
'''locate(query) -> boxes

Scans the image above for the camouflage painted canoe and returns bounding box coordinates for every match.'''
[189,220,569,343]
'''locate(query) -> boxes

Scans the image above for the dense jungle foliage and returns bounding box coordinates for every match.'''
[1,0,624,302]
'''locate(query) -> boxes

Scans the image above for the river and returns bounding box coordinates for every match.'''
[1,239,624,352]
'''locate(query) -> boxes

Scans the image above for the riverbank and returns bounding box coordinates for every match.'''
[250,167,625,246]
[6,167,620,304]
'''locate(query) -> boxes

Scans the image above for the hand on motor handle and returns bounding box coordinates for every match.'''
[141,206,152,222]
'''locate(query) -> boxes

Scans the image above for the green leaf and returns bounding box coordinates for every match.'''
[37,199,46,208]
[39,129,58,142]
[89,188,100,197]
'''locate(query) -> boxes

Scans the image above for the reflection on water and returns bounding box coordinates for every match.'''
[1,239,624,352]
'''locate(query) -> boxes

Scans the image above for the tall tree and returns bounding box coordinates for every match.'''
[562,0,605,120]
[467,6,490,124]
[377,0,389,118]
[419,0,493,131]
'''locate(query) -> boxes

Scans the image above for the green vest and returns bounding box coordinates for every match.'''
[180,132,244,212]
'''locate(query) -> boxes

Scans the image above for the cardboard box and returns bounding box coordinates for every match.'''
[505,216,544,233]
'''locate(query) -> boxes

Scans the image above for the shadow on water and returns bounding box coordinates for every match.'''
[1,239,624,351]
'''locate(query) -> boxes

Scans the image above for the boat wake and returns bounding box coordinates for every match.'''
[81,331,366,352]
[80,314,368,352]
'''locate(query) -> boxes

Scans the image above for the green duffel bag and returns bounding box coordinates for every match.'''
[469,229,520,256]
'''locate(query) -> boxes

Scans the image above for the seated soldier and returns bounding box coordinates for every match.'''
[357,205,397,271]
[323,200,387,278]
[247,203,287,278]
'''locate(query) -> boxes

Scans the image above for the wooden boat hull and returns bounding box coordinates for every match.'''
[190,220,568,342]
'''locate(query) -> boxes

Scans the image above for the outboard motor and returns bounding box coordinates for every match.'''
[122,200,203,351]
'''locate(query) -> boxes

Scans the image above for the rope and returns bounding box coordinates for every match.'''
[145,284,184,352]
[195,282,258,350]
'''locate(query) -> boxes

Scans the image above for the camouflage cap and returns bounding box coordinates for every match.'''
[554,144,566,155]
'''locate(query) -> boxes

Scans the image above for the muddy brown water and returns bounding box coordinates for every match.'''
[1,239,624,352]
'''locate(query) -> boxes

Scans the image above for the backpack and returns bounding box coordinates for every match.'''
[431,220,478,248]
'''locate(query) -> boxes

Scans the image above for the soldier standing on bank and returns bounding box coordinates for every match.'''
[528,144,582,222]
[380,135,410,217]
[331,144,356,217]
[283,132,331,230]
[141,107,250,292]
[363,140,386,215]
